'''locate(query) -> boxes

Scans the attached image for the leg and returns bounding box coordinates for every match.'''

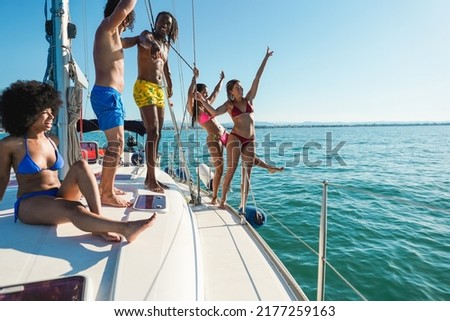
[59,160,120,241]
[59,160,100,212]
[240,141,256,210]
[99,126,130,207]
[18,197,156,243]
[155,106,169,189]
[206,138,224,205]
[254,156,284,173]
[140,105,164,193]
[220,134,241,208]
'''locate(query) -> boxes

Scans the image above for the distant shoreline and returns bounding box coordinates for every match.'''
[162,121,450,130]
[1,121,449,135]
[253,121,450,129]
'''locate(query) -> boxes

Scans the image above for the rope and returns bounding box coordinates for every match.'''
[247,167,258,210]
[248,181,368,301]
[325,261,367,300]
[287,171,449,214]
[188,0,202,202]
[145,0,155,29]
[191,0,197,69]
[248,169,450,301]
[331,181,449,213]
[80,0,90,140]
[170,45,194,71]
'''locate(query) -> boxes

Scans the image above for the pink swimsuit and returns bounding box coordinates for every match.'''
[198,111,214,125]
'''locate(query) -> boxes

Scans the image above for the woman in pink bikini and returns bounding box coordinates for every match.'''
[188,64,282,205]
[194,47,277,209]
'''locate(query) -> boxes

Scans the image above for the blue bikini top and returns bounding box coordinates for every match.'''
[16,135,65,175]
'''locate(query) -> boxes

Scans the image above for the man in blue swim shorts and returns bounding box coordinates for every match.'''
[90,0,138,207]
[91,85,125,131]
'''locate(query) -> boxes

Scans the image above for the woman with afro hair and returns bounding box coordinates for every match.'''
[0,80,155,243]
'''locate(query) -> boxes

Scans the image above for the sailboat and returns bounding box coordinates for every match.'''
[0,0,308,301]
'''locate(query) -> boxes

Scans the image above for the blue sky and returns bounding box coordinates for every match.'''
[1,0,449,123]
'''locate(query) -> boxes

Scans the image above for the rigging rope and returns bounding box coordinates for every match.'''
[191,0,197,66]
[188,0,201,202]
[79,0,90,140]
[144,0,155,29]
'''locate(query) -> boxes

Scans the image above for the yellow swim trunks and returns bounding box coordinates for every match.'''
[133,80,165,108]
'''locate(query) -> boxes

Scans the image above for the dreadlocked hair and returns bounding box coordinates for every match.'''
[154,11,179,45]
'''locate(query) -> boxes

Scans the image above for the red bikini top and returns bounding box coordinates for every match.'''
[231,101,254,118]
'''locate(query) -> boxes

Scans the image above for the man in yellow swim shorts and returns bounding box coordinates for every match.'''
[133,12,178,193]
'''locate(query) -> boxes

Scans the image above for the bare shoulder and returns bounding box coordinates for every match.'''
[0,135,20,152]
[140,29,152,36]
[1,135,18,144]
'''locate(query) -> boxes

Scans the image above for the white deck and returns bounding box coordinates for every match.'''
[0,165,307,301]
[176,181,307,301]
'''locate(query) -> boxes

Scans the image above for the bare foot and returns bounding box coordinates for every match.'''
[123,214,157,243]
[101,194,131,207]
[114,187,126,195]
[94,232,122,242]
[145,179,169,190]
[268,166,284,174]
[99,185,126,196]
[210,197,218,205]
[218,200,227,209]
[145,182,164,193]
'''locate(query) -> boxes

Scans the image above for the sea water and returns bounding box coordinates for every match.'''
[162,124,450,301]
[2,124,449,300]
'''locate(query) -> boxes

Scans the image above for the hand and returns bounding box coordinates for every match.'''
[195,91,205,102]
[219,71,225,80]
[139,31,162,59]
[266,46,274,58]
[193,67,199,78]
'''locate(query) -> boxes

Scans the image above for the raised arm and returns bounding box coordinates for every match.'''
[207,71,225,105]
[187,67,200,115]
[246,47,273,102]
[195,93,229,117]
[100,0,137,31]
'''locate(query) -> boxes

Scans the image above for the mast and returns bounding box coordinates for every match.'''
[50,0,71,179]
[46,0,87,178]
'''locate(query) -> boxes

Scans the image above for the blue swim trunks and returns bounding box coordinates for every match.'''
[90,85,125,131]
[14,188,59,222]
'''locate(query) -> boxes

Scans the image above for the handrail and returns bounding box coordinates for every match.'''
[252,170,449,300]
[317,180,328,301]
[246,173,368,301]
